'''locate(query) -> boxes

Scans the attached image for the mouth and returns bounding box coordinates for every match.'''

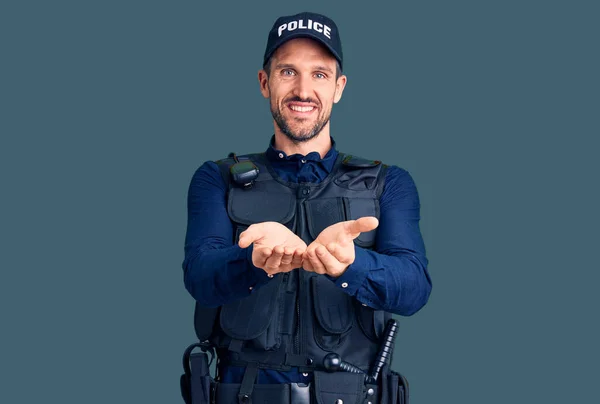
[287,102,317,116]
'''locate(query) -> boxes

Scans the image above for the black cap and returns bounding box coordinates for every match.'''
[263,12,343,71]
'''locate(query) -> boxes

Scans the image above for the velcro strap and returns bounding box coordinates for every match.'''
[221,352,316,371]
[285,353,313,368]
[238,365,258,404]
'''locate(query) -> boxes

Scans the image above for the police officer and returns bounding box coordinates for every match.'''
[181,11,432,404]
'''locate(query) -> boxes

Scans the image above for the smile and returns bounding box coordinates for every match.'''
[288,104,316,113]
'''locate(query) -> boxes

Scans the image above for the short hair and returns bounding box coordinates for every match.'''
[263,56,343,80]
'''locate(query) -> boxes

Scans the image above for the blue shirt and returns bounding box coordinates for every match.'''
[182,136,432,383]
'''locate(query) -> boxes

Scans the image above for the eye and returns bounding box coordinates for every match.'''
[314,72,326,79]
[282,69,295,76]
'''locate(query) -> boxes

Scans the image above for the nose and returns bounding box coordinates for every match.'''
[293,73,312,101]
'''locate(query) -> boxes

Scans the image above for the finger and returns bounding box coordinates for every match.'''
[343,216,379,239]
[290,256,303,269]
[290,248,305,268]
[305,241,319,256]
[302,243,320,272]
[327,242,349,264]
[287,249,304,269]
[315,244,341,272]
[238,225,264,248]
[307,248,326,274]
[253,246,272,268]
[302,258,314,272]
[326,242,338,257]
[264,245,285,271]
[302,252,315,272]
[280,247,295,265]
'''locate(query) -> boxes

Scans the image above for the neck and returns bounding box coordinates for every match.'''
[272,122,332,158]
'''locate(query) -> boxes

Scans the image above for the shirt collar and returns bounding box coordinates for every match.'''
[264,134,339,171]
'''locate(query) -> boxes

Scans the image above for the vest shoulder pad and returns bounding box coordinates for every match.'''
[341,154,382,168]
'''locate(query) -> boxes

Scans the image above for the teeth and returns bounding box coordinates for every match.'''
[290,105,314,112]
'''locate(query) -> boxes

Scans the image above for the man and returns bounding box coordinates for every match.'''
[181,11,432,404]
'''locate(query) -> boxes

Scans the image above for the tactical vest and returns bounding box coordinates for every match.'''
[184,152,410,404]
[194,152,391,371]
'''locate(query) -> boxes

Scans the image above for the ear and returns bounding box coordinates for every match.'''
[333,74,347,104]
[258,69,270,99]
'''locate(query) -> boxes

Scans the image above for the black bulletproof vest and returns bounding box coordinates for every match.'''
[194,152,393,373]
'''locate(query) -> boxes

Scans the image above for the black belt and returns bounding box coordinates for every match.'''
[219,350,318,372]
[213,381,311,404]
[212,370,380,404]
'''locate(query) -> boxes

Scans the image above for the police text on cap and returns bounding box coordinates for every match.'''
[277,19,332,39]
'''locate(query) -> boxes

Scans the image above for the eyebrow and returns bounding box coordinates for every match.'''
[313,65,334,73]
[274,63,296,70]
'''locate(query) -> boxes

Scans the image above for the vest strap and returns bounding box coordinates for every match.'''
[238,364,258,404]
[228,339,244,353]
[220,351,318,372]
[374,310,385,338]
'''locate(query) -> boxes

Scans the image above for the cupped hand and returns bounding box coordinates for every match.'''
[302,217,379,277]
[238,222,307,276]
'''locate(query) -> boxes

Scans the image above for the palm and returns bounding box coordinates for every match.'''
[302,217,379,276]
[244,222,306,250]
[314,216,378,247]
[313,222,353,249]
[238,222,307,275]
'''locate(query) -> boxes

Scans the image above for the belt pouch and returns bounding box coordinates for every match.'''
[190,352,212,404]
[215,383,290,404]
[381,369,409,404]
[394,371,409,404]
[387,373,399,404]
[313,371,365,404]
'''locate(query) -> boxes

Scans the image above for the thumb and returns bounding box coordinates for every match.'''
[344,216,379,239]
[238,224,263,248]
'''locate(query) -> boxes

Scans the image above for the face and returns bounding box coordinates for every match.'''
[258,38,347,143]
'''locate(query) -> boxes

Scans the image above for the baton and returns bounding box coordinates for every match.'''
[368,319,398,383]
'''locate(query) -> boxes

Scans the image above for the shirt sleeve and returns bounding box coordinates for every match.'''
[332,165,432,316]
[182,161,273,307]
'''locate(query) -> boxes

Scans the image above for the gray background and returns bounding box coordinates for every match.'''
[1,0,598,403]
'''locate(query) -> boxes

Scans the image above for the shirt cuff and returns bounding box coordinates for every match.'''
[330,246,371,296]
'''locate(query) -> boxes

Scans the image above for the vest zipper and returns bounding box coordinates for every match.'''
[295,269,301,355]
[282,271,300,354]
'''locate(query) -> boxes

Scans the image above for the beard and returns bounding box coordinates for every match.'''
[270,96,331,144]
